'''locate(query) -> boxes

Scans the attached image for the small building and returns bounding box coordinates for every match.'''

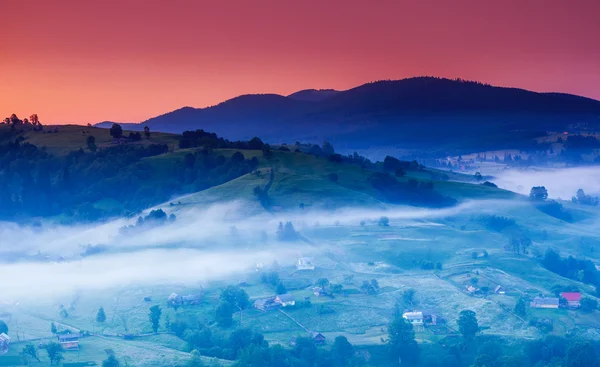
[311,332,326,345]
[181,294,203,305]
[254,297,281,311]
[168,291,203,307]
[466,286,478,294]
[0,333,9,355]
[275,294,296,307]
[289,336,297,347]
[530,297,559,309]
[494,285,503,294]
[57,333,81,351]
[297,257,315,270]
[561,292,582,308]
[313,287,330,297]
[402,311,424,325]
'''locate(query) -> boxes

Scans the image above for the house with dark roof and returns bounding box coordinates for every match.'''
[530,297,559,309]
[254,297,281,311]
[561,292,581,308]
[311,332,326,345]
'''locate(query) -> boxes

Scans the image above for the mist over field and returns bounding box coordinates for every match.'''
[492,166,600,199]
[0,198,530,301]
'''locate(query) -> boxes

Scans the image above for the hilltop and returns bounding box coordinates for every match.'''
[95,77,600,155]
[0,123,514,222]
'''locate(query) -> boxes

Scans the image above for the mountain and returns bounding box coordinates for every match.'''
[287,88,340,102]
[95,77,600,155]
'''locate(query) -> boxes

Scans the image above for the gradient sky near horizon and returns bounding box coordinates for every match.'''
[1,0,599,125]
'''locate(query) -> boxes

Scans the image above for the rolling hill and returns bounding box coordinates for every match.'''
[96,77,600,155]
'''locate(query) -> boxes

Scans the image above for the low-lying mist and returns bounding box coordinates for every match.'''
[492,166,600,199]
[0,198,533,301]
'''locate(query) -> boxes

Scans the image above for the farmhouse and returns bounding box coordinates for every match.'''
[168,291,203,307]
[275,294,296,307]
[0,333,9,354]
[254,297,281,311]
[530,297,559,309]
[402,311,424,325]
[561,292,581,308]
[57,333,81,351]
[297,257,315,270]
[311,332,326,345]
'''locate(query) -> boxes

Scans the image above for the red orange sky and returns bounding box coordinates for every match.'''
[1,0,599,125]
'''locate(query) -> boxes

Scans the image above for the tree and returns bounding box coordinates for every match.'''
[474,172,483,181]
[332,336,354,366]
[144,126,151,138]
[45,342,64,365]
[276,282,287,294]
[187,350,205,367]
[322,141,335,156]
[149,305,162,333]
[109,123,123,139]
[514,297,527,317]
[103,354,121,367]
[403,288,416,306]
[0,320,7,334]
[316,278,330,289]
[388,317,419,365]
[21,344,40,362]
[50,322,57,334]
[530,186,548,201]
[378,216,390,226]
[220,286,250,310]
[215,301,235,327]
[471,251,478,259]
[86,135,97,151]
[580,298,598,312]
[457,310,479,341]
[96,306,107,323]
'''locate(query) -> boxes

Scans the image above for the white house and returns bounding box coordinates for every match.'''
[297,257,315,270]
[275,294,296,307]
[402,311,424,325]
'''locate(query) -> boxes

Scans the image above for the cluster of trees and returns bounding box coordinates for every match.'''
[120,209,176,234]
[1,113,43,131]
[368,172,456,207]
[542,249,600,292]
[382,155,421,177]
[572,188,598,206]
[276,221,300,241]
[561,134,600,163]
[0,132,258,221]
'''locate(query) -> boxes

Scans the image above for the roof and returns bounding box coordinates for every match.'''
[0,333,9,342]
[561,292,581,301]
[531,297,559,306]
[58,333,81,341]
[311,332,325,339]
[402,311,423,320]
[276,294,295,302]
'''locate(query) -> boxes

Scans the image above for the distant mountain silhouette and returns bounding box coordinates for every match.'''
[287,89,340,102]
[96,77,600,154]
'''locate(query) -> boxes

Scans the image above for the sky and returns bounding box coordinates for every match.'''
[1,0,599,125]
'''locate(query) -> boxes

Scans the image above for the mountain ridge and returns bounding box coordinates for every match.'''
[95,77,600,154]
